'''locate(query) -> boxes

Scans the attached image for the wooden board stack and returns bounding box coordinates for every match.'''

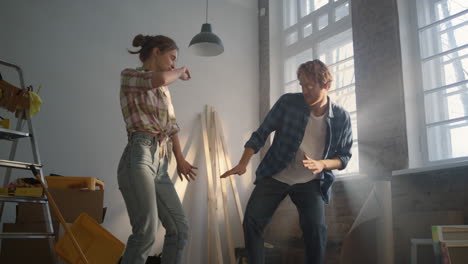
[200,105,244,264]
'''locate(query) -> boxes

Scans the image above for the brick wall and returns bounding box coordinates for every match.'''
[392,164,468,264]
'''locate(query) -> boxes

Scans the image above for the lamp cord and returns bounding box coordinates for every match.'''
[205,0,208,23]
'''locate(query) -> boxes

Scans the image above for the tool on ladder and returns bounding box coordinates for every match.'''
[0,60,80,263]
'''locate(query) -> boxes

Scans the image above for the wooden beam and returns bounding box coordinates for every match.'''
[212,108,236,264]
[201,107,224,264]
[214,111,245,225]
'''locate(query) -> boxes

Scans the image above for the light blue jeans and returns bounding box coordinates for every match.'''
[117,132,188,264]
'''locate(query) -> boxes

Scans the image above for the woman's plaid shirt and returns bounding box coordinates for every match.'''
[120,67,180,156]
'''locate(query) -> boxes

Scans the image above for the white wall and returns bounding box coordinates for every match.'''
[0,0,259,262]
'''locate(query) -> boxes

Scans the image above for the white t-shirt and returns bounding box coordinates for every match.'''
[272,111,327,185]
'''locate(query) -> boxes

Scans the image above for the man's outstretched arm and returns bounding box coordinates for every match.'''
[220,147,255,178]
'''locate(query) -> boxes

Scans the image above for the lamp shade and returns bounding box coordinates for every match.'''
[189,23,224,57]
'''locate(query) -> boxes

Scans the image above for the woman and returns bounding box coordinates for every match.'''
[117,34,197,264]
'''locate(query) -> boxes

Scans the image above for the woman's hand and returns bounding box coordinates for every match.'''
[177,66,191,81]
[220,163,247,178]
[176,158,197,182]
[302,154,325,174]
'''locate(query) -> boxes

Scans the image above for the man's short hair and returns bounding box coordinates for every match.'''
[297,60,333,88]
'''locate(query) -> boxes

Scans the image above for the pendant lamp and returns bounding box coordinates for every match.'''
[189,0,224,56]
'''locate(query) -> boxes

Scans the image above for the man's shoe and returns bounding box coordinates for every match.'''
[146,255,161,264]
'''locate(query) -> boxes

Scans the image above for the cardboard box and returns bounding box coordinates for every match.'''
[16,189,105,224]
[0,223,58,264]
[16,203,52,223]
[49,188,105,223]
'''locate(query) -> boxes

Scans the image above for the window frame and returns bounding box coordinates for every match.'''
[280,0,359,176]
[405,0,468,167]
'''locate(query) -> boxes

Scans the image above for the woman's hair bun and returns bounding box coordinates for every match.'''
[132,34,147,47]
[128,34,178,62]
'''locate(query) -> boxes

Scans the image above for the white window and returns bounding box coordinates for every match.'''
[280,0,359,176]
[415,0,468,162]
[318,29,358,174]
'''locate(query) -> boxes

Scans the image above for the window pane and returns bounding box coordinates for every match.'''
[317,29,354,64]
[450,122,468,158]
[284,49,313,83]
[316,0,329,10]
[283,0,298,29]
[285,80,300,93]
[424,83,468,124]
[419,13,468,58]
[335,2,350,21]
[329,60,355,90]
[300,0,329,17]
[435,1,468,21]
[318,30,355,93]
[427,120,468,161]
[286,31,299,46]
[303,23,313,37]
[300,0,312,17]
[318,14,329,30]
[421,46,468,91]
[329,85,356,112]
[417,0,468,28]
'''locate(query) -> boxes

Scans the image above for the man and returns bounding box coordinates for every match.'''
[221,60,353,264]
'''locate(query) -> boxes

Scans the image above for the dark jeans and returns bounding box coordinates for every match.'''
[243,177,327,264]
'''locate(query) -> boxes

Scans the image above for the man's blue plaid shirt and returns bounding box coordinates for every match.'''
[244,93,353,203]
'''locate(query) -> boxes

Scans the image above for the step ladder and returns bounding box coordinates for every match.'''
[0,60,57,263]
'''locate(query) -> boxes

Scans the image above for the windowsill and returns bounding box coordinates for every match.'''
[330,159,468,179]
[392,159,468,177]
[334,172,367,182]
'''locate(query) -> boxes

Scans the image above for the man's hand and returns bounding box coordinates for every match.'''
[221,147,254,178]
[176,158,197,181]
[302,154,325,174]
[220,164,247,178]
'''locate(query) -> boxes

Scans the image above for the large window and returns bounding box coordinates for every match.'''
[416,0,468,162]
[281,0,359,175]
